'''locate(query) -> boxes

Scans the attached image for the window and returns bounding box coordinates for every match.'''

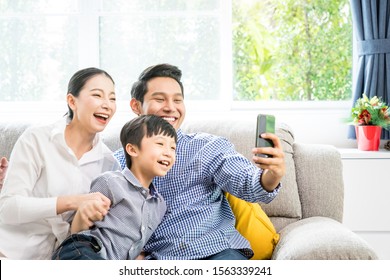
[0,0,352,108]
[233,0,352,101]
[0,0,78,101]
[99,0,226,103]
[0,0,227,106]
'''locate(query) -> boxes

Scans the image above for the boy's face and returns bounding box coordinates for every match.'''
[131,133,176,178]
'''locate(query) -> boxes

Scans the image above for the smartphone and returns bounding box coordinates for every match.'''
[255,114,275,157]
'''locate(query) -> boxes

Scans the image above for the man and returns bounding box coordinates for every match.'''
[113,63,285,260]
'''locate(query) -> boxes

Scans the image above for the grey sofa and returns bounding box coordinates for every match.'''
[0,117,378,259]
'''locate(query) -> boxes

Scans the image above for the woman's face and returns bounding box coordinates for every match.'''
[68,74,116,133]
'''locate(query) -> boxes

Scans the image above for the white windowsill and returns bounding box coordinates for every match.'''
[338,148,390,159]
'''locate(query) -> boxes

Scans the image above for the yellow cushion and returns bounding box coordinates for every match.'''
[226,193,280,260]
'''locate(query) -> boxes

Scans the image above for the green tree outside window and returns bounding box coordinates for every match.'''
[233,0,352,101]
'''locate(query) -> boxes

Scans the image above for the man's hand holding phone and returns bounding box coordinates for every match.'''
[255,114,275,158]
[253,114,286,192]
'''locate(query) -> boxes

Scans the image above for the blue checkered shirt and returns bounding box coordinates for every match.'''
[113,129,280,260]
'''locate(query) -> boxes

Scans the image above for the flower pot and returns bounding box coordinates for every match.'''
[355,125,382,151]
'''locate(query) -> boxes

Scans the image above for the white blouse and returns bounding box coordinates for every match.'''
[0,118,119,259]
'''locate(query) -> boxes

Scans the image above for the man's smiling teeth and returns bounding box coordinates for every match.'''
[162,117,175,123]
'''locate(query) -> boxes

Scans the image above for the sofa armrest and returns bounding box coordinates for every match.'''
[272,217,378,260]
[293,143,344,222]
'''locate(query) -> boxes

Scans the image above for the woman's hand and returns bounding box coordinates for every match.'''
[57,192,111,215]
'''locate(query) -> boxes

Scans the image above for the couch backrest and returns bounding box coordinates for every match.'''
[0,122,33,160]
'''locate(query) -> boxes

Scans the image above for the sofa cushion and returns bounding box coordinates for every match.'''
[272,217,378,260]
[226,193,279,260]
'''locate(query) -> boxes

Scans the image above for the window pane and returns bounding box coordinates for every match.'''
[233,0,352,101]
[102,0,219,12]
[0,16,78,101]
[0,0,77,13]
[100,16,220,101]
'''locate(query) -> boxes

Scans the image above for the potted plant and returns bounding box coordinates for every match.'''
[350,94,390,151]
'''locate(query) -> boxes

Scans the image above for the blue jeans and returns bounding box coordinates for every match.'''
[203,249,249,260]
[52,234,105,260]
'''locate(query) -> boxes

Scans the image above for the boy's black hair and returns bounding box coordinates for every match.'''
[120,115,177,169]
[130,63,184,103]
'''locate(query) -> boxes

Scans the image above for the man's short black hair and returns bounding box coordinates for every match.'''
[131,63,184,103]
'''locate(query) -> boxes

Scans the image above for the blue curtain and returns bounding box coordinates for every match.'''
[349,0,390,139]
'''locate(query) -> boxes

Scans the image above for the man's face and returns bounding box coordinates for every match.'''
[132,77,186,130]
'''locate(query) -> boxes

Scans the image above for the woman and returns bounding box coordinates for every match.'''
[0,67,119,259]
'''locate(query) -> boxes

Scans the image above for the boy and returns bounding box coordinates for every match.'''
[52,115,177,260]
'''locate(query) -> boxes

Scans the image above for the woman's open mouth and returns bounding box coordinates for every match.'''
[94,113,109,123]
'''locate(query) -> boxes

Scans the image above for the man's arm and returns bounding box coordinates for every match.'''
[0,157,9,189]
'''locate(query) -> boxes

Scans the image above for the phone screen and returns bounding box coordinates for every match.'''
[255,114,275,157]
